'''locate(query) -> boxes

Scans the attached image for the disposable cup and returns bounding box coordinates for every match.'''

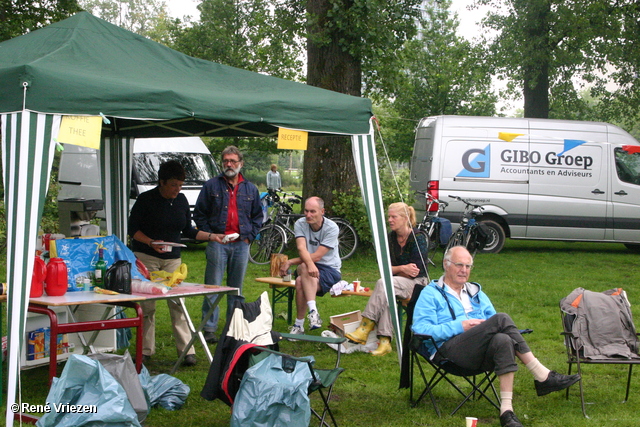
[353,280,361,292]
[465,417,478,427]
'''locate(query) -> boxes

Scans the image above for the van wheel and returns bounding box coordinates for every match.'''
[479,220,505,253]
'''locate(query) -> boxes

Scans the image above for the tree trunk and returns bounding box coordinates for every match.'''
[303,0,361,213]
[523,61,549,118]
[520,0,551,119]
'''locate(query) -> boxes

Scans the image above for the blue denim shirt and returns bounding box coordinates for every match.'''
[193,173,263,241]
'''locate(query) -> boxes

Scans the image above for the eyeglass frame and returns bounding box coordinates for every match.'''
[222,158,242,165]
[445,260,474,270]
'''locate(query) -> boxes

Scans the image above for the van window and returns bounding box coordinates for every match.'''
[133,152,220,185]
[614,147,640,185]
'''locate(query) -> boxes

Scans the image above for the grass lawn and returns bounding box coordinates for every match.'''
[5,238,640,426]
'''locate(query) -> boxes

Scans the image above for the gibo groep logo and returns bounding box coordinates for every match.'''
[458,145,491,178]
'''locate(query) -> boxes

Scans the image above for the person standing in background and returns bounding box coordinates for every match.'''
[194,146,263,344]
[266,164,282,191]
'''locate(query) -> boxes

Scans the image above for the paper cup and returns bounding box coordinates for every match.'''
[353,280,361,291]
[465,417,478,427]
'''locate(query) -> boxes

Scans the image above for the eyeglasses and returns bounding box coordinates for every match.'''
[222,159,241,165]
[447,260,474,270]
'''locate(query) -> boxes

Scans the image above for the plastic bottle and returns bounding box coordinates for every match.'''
[45,258,68,296]
[30,254,46,298]
[94,248,108,287]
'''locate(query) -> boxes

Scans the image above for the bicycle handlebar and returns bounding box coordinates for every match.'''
[448,195,484,212]
[415,190,449,207]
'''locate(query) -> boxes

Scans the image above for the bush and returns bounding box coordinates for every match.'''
[331,167,414,247]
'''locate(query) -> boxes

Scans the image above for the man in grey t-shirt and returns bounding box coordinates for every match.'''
[279,196,341,334]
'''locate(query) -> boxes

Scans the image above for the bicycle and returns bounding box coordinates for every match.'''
[249,190,359,264]
[444,195,489,257]
[415,191,449,267]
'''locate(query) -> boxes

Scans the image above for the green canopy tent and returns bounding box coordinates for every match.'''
[0,12,400,419]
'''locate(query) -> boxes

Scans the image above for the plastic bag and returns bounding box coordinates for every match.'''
[321,330,378,354]
[231,353,313,427]
[36,354,141,427]
[50,235,147,291]
[131,279,168,295]
[88,351,149,423]
[150,263,187,287]
[139,366,190,410]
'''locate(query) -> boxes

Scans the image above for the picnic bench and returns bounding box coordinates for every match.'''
[254,277,371,324]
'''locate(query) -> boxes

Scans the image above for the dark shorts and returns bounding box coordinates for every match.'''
[295,263,341,296]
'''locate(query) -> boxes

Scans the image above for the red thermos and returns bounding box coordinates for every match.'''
[30,255,46,298]
[45,257,68,296]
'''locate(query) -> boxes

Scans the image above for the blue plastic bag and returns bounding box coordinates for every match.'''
[51,235,147,291]
[36,354,141,427]
[231,353,313,427]
[138,365,190,410]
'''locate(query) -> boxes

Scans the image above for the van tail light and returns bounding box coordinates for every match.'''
[427,181,439,212]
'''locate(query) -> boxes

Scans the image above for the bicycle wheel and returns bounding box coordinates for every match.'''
[445,229,466,254]
[425,224,443,267]
[249,224,286,264]
[414,229,435,268]
[333,218,359,260]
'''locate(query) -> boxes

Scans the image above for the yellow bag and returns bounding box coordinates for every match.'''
[150,263,188,287]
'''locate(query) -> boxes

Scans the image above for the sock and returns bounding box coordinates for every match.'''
[294,318,304,328]
[307,300,317,313]
[500,391,513,415]
[526,358,551,382]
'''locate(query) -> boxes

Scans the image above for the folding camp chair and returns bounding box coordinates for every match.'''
[201,291,346,427]
[560,287,640,417]
[399,284,500,416]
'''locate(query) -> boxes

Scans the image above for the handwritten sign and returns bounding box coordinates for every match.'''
[277,128,308,150]
[58,116,102,149]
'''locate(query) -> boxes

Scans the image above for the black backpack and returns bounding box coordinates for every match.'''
[105,260,132,294]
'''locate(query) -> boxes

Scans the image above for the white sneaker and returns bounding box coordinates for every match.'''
[289,324,304,335]
[308,310,322,330]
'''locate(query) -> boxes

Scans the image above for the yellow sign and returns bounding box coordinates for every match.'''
[498,132,525,142]
[58,115,102,149]
[278,128,308,150]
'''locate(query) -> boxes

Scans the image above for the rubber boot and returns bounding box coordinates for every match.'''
[345,317,376,345]
[371,336,392,356]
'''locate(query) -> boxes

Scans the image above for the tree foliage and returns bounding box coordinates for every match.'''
[302,0,423,207]
[377,0,497,161]
[171,0,304,81]
[80,0,169,38]
[478,0,640,125]
[0,0,81,42]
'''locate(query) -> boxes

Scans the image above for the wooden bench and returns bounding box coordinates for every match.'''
[255,277,371,324]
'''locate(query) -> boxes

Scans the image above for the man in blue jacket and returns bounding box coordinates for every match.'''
[412,246,580,427]
[194,146,263,344]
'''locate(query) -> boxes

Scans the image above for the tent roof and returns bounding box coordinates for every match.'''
[0,12,372,137]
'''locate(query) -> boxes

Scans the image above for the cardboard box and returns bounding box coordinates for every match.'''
[329,310,378,348]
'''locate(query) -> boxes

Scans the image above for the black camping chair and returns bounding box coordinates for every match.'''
[560,290,640,418]
[201,291,346,427]
[399,284,500,416]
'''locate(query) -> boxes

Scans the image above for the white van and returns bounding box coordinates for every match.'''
[410,115,640,253]
[58,137,220,234]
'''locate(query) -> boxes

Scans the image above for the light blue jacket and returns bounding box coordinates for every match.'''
[412,278,496,356]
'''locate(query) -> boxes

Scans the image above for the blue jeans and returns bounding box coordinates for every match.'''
[202,240,249,333]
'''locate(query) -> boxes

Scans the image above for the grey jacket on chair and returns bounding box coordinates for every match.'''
[561,287,640,360]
